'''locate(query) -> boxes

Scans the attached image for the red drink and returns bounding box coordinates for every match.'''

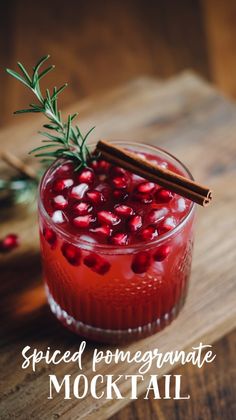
[39,142,195,343]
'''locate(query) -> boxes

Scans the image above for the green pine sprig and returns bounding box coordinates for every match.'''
[6,55,94,170]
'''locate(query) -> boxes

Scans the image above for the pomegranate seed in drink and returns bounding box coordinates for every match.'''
[110,166,128,177]
[77,169,95,184]
[0,233,19,253]
[158,216,176,234]
[131,251,151,274]
[43,227,57,247]
[92,160,111,173]
[52,195,68,210]
[70,183,89,200]
[114,204,134,217]
[84,253,111,275]
[73,202,93,215]
[110,233,129,245]
[53,178,74,192]
[111,176,128,189]
[136,181,156,194]
[86,190,105,205]
[127,215,142,232]
[155,188,174,203]
[153,245,171,261]
[97,211,121,226]
[132,192,153,204]
[90,225,112,238]
[139,226,157,241]
[112,189,128,201]
[73,214,95,229]
[61,242,81,266]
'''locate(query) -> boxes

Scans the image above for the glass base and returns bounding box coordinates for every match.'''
[46,286,186,344]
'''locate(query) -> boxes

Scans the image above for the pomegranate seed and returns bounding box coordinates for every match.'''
[84,253,111,275]
[43,227,57,247]
[139,226,157,241]
[131,251,151,274]
[110,233,128,246]
[127,215,142,232]
[53,178,74,192]
[110,166,128,177]
[90,160,99,171]
[112,189,128,201]
[77,168,95,184]
[114,204,134,217]
[90,224,112,238]
[98,160,111,172]
[132,193,153,204]
[56,162,74,176]
[73,215,95,229]
[86,190,105,205]
[97,211,121,226]
[146,208,168,225]
[52,195,68,210]
[52,210,67,224]
[0,233,19,253]
[158,217,176,234]
[70,183,89,200]
[155,188,174,203]
[61,242,81,266]
[92,159,111,173]
[136,182,156,194]
[73,202,93,216]
[95,183,112,199]
[153,245,170,261]
[112,176,128,189]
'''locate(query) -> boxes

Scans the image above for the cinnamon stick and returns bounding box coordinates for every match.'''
[0,150,38,181]
[96,140,212,207]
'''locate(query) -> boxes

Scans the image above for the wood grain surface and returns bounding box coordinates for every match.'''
[0,73,236,419]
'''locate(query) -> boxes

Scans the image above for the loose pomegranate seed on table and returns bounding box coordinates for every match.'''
[0,234,19,253]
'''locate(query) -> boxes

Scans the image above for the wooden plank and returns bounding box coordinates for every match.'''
[0,73,236,419]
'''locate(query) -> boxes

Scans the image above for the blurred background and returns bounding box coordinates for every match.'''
[1,0,236,127]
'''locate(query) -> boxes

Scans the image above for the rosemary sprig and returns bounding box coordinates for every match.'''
[6,55,94,170]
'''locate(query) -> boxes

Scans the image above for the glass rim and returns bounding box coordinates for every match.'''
[38,141,196,254]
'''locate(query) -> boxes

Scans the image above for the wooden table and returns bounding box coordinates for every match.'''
[0,73,235,419]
